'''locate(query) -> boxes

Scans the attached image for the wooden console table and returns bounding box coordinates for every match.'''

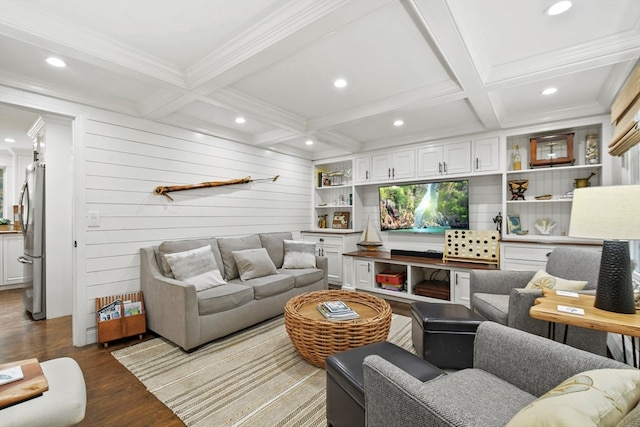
[530,289,640,366]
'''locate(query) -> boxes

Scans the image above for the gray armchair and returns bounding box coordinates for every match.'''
[470,247,606,355]
[363,322,639,427]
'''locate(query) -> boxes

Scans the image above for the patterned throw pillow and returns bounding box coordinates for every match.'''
[524,270,588,291]
[282,240,316,269]
[232,248,278,281]
[507,369,640,427]
[164,246,226,291]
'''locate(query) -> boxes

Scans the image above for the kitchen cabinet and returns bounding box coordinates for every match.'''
[370,149,415,182]
[1,233,25,288]
[417,141,471,178]
[353,156,371,184]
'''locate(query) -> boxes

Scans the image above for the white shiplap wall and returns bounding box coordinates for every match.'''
[80,114,312,344]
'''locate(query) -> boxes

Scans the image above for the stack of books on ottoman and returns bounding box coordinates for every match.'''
[317,300,360,321]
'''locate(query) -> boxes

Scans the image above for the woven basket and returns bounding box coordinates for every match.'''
[284,290,392,368]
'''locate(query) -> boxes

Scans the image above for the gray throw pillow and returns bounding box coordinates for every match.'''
[282,240,316,269]
[232,248,278,281]
[164,246,226,291]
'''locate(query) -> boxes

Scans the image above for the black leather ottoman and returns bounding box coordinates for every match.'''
[411,302,483,369]
[325,341,444,427]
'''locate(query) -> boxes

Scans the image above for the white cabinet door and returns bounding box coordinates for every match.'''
[354,156,371,184]
[355,260,373,289]
[473,137,500,172]
[452,270,471,307]
[417,145,444,177]
[2,234,25,285]
[323,245,342,284]
[391,149,415,180]
[371,154,393,181]
[418,142,470,177]
[371,150,415,182]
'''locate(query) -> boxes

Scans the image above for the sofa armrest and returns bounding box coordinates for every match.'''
[470,270,535,297]
[473,322,631,397]
[140,247,200,351]
[506,288,547,336]
[363,355,454,427]
[315,255,329,288]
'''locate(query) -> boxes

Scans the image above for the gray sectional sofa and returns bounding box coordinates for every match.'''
[140,232,328,351]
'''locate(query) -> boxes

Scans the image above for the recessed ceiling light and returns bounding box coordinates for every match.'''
[334,79,347,88]
[542,87,558,95]
[4,138,16,143]
[46,56,67,68]
[235,117,246,124]
[393,120,404,127]
[546,1,572,16]
[305,139,313,146]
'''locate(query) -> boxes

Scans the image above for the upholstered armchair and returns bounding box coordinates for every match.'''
[470,247,607,355]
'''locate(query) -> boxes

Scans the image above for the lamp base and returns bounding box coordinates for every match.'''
[594,240,636,314]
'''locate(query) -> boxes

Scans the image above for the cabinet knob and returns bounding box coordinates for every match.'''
[392,167,395,178]
[476,158,479,169]
[366,171,369,179]
[443,162,447,173]
[388,168,391,178]
[439,162,442,173]
[319,238,324,242]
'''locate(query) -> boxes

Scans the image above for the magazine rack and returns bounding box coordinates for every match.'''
[95,291,146,348]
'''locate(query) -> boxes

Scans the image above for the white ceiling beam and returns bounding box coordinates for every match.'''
[404,0,501,131]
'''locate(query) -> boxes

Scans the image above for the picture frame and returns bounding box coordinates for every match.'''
[529,133,575,167]
[332,211,350,229]
[507,214,521,234]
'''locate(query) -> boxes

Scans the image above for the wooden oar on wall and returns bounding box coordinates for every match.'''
[153,175,279,201]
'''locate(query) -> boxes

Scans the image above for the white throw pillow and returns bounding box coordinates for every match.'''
[282,240,316,269]
[524,269,588,291]
[232,248,278,281]
[164,246,226,291]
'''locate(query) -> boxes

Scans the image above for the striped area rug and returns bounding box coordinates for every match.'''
[113,314,413,426]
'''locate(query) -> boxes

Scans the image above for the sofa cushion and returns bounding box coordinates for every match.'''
[229,274,294,299]
[217,235,262,280]
[282,240,316,269]
[232,248,278,281]
[507,369,640,427]
[163,246,226,291]
[419,368,536,426]
[278,267,324,287]
[156,238,224,279]
[197,283,254,315]
[471,293,508,325]
[524,269,588,291]
[259,232,293,268]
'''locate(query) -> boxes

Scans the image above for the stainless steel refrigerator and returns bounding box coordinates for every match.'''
[18,162,46,320]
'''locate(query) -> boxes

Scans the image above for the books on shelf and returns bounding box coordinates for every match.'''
[317,301,359,320]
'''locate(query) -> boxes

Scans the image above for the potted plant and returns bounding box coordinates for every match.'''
[0,218,12,231]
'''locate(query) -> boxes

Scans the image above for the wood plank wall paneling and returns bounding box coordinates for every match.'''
[81,117,312,342]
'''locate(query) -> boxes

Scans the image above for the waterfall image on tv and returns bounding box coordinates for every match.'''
[379,180,469,234]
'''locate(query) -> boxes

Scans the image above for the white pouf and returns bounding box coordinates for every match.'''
[0,357,86,427]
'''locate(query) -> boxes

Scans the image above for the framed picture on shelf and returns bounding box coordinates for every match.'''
[332,211,350,229]
[507,214,521,234]
[529,133,575,167]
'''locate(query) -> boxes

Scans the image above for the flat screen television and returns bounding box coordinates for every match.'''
[378,180,469,234]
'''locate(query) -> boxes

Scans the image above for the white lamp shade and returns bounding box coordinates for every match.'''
[569,185,640,240]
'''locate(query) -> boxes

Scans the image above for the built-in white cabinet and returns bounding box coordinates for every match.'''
[371,149,415,182]
[500,241,601,271]
[343,252,495,308]
[473,136,501,173]
[417,141,471,178]
[353,156,371,184]
[502,123,604,242]
[1,233,25,288]
[313,159,361,232]
[302,232,360,285]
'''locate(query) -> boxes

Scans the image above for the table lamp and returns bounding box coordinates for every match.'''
[569,185,640,314]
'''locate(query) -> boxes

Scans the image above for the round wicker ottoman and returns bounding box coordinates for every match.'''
[284,290,392,368]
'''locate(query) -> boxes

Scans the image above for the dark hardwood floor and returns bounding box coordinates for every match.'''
[0,287,410,426]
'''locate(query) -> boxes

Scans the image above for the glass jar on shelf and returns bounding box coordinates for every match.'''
[585,134,599,164]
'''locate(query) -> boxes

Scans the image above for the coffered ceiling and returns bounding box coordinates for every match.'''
[0,0,638,159]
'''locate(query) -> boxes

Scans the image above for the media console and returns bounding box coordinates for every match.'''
[342,250,498,308]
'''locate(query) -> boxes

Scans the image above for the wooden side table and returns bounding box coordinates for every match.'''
[0,358,48,408]
[530,289,640,366]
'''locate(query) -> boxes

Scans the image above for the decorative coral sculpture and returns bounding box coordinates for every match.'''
[534,218,557,235]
